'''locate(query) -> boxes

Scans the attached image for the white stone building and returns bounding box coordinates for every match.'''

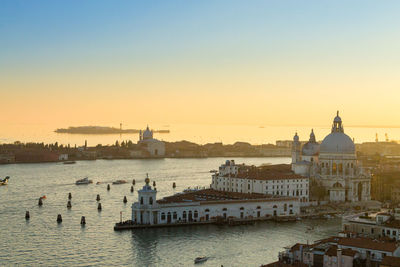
[138,126,165,156]
[291,112,371,203]
[211,160,309,204]
[131,175,300,226]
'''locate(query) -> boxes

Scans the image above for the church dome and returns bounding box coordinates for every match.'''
[320,132,355,154]
[320,111,355,154]
[302,129,319,156]
[143,126,153,139]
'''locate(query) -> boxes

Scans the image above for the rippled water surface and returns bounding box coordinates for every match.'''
[0,157,341,266]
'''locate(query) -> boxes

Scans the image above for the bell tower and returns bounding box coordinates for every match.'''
[291,132,301,170]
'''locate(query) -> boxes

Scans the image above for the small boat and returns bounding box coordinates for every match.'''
[63,161,76,165]
[194,257,209,264]
[0,176,10,186]
[76,177,93,185]
[112,180,127,185]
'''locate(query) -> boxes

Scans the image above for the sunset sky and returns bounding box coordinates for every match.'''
[1,1,400,127]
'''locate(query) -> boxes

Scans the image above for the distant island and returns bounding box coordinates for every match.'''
[55,126,170,134]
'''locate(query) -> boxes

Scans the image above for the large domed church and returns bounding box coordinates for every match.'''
[291,112,371,203]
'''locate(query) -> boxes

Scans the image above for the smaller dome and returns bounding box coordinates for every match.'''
[302,129,319,156]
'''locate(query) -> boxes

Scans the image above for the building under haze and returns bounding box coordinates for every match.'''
[291,112,371,203]
[138,126,165,156]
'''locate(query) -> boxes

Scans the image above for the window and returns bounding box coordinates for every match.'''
[140,197,143,205]
[256,206,261,209]
[173,212,177,219]
[205,209,210,212]
[161,213,165,220]
[182,211,186,219]
[222,208,227,211]
[240,207,244,210]
[194,210,198,218]
[149,197,153,205]
[248,184,250,190]
[284,204,287,212]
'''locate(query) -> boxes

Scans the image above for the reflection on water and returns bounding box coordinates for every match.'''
[0,157,340,266]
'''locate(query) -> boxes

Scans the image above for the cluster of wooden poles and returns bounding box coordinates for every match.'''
[25,178,177,224]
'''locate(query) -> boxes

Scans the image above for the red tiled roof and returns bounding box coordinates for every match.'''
[342,248,358,257]
[223,164,306,181]
[338,237,398,252]
[325,245,338,257]
[156,188,297,204]
[381,256,400,267]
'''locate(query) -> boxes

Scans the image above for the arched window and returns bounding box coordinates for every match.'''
[256,206,261,209]
[322,162,325,168]
[332,163,337,173]
[333,182,343,188]
[182,211,187,219]
[161,212,165,220]
[338,163,343,174]
[205,209,210,212]
[240,207,244,210]
[173,212,177,219]
[194,210,198,218]
[284,204,287,211]
[149,197,153,205]
[273,205,277,209]
[140,197,143,205]
[222,208,227,211]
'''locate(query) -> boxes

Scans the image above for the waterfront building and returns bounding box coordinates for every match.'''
[275,235,400,267]
[291,112,372,203]
[211,160,309,205]
[138,126,165,156]
[342,209,400,241]
[131,175,300,226]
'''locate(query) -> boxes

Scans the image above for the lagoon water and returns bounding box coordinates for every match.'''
[0,157,340,266]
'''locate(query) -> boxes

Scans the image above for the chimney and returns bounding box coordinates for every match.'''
[337,248,342,267]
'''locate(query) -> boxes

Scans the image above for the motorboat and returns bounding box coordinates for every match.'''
[194,257,209,264]
[112,180,127,185]
[0,176,10,186]
[63,161,76,165]
[75,177,93,185]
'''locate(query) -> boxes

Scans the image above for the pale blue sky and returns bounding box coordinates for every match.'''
[1,1,400,126]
